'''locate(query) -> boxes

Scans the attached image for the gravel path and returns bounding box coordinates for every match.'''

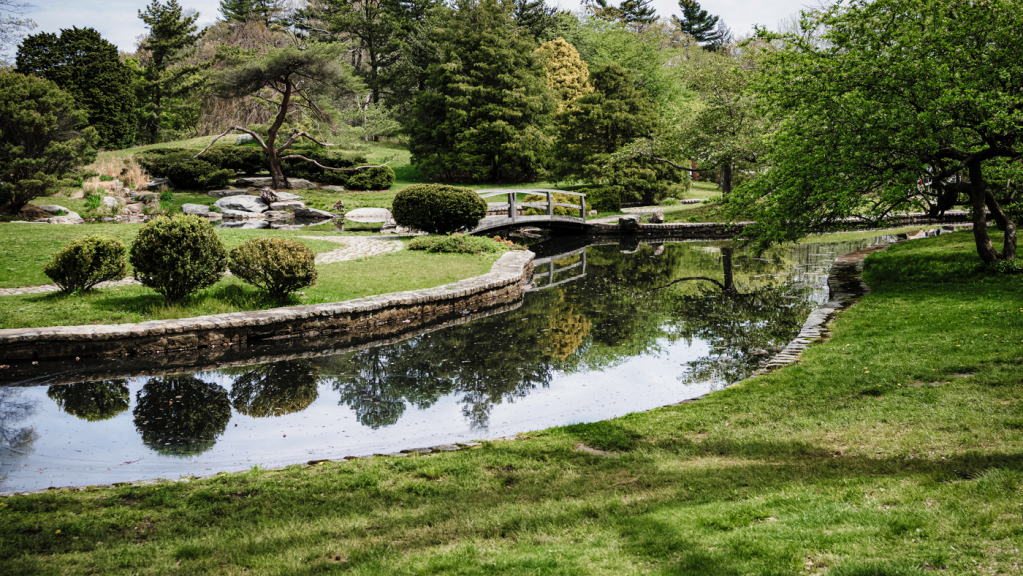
[0,236,405,296]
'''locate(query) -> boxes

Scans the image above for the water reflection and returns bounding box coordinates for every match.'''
[2,236,901,491]
[133,376,231,456]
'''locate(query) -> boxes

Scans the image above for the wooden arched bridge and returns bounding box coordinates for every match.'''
[470,189,587,236]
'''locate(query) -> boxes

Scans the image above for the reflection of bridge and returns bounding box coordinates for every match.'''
[530,247,587,291]
[471,189,587,235]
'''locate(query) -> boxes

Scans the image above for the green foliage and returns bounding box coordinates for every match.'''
[200,146,266,174]
[409,0,555,182]
[535,37,592,113]
[984,259,1023,275]
[731,0,1021,262]
[0,73,98,215]
[228,237,318,299]
[84,193,102,211]
[47,381,130,422]
[672,0,723,46]
[281,149,394,189]
[513,0,569,42]
[137,0,200,143]
[522,192,587,216]
[159,190,174,202]
[43,235,128,293]
[219,0,288,27]
[16,27,138,149]
[392,184,487,234]
[581,185,623,212]
[553,64,683,204]
[407,235,510,254]
[133,376,231,456]
[137,150,234,189]
[129,215,229,302]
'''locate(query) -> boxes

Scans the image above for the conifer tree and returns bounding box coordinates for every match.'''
[16,27,137,149]
[535,37,592,113]
[672,0,722,46]
[512,0,564,42]
[137,0,199,143]
[409,0,554,182]
[220,0,287,27]
[586,0,657,26]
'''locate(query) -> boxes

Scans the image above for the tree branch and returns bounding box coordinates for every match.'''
[278,154,389,172]
[194,126,268,158]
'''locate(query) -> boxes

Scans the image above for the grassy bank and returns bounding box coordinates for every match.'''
[2,231,1021,574]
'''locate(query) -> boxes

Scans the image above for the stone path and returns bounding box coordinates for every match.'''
[0,237,404,296]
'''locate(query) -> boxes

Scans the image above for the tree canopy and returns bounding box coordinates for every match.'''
[138,0,200,143]
[730,0,1021,262]
[672,0,723,46]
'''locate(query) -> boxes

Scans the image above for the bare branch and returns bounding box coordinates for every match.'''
[194,126,267,159]
[279,154,389,172]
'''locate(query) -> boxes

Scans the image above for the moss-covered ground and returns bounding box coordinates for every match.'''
[1,231,1020,575]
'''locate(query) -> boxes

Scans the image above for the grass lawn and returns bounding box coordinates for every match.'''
[2,231,1021,575]
[0,248,502,328]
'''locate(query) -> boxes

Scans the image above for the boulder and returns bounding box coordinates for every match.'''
[234,176,274,188]
[207,212,223,222]
[42,211,84,224]
[236,133,255,145]
[294,207,335,220]
[320,185,345,192]
[214,195,269,213]
[270,201,305,211]
[619,215,640,233]
[220,209,268,220]
[37,205,70,215]
[259,187,282,203]
[344,207,392,223]
[146,178,171,191]
[587,210,598,217]
[207,189,247,198]
[123,203,145,214]
[287,179,316,190]
[264,210,293,221]
[271,191,304,201]
[182,203,210,215]
[132,192,160,203]
[648,211,664,224]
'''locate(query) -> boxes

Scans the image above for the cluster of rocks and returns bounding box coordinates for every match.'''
[185,187,335,226]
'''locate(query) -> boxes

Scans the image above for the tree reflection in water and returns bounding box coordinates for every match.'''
[229,360,320,418]
[133,376,231,456]
[47,381,130,421]
[0,388,37,480]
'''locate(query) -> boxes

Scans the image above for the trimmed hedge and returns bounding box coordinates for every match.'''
[129,215,228,302]
[43,235,127,293]
[407,235,510,254]
[392,184,488,234]
[229,238,317,299]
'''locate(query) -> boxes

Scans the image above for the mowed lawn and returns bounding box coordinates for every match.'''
[1,231,1020,575]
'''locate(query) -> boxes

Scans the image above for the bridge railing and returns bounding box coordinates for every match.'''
[477,189,587,223]
[530,247,587,291]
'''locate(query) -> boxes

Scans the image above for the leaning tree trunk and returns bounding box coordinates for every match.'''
[967,161,1017,262]
[267,148,289,190]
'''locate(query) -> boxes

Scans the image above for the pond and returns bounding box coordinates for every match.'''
[0,232,927,492]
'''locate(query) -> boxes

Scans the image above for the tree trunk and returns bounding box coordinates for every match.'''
[267,148,288,190]
[265,80,293,190]
[967,160,1012,262]
[721,161,733,197]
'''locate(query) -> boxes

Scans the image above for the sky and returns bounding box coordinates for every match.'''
[17,0,815,53]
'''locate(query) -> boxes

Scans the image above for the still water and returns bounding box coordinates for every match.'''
[0,235,902,492]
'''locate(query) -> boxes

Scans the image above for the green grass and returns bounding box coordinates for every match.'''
[0,249,501,328]
[2,231,1021,575]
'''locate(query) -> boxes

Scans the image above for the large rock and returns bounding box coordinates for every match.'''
[270,201,305,211]
[214,195,269,213]
[220,209,268,220]
[294,207,334,220]
[132,192,160,204]
[37,205,70,215]
[41,211,84,224]
[319,185,345,192]
[182,203,210,215]
[287,179,316,190]
[271,191,303,201]
[648,211,664,224]
[236,134,255,145]
[619,215,640,233]
[264,210,293,221]
[146,178,171,191]
[234,176,316,190]
[207,189,247,198]
[344,207,392,223]
[207,212,223,222]
[123,203,145,214]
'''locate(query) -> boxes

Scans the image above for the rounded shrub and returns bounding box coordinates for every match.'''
[229,238,317,299]
[129,215,228,302]
[392,184,487,234]
[43,235,128,293]
[581,186,623,213]
[346,166,395,190]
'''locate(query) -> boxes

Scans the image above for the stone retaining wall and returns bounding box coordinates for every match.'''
[0,251,535,363]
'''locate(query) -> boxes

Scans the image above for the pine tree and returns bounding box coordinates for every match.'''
[409,0,555,182]
[512,0,564,42]
[220,0,286,27]
[138,0,199,143]
[586,0,656,26]
[672,0,722,45]
[16,27,138,149]
[535,37,592,113]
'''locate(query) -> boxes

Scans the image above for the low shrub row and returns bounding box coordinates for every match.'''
[44,215,317,301]
[136,146,395,190]
[407,234,513,254]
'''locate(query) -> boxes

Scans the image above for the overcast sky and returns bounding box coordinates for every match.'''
[18,0,816,53]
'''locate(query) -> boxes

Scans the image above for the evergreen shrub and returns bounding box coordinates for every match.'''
[43,235,127,293]
[281,149,394,189]
[407,235,510,254]
[229,238,317,299]
[583,186,623,212]
[392,184,487,234]
[129,215,228,302]
[200,147,266,174]
[137,150,233,189]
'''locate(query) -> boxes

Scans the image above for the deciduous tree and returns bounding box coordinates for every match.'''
[534,37,592,113]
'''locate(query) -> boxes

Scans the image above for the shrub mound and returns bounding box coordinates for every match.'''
[281,149,394,190]
[229,238,317,299]
[129,215,228,302]
[136,150,234,190]
[392,184,487,234]
[522,192,588,217]
[43,235,127,293]
[407,235,511,254]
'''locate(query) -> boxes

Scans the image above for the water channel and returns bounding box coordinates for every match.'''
[0,232,933,492]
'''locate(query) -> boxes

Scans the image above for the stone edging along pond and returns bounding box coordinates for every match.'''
[0,240,895,498]
[0,250,536,363]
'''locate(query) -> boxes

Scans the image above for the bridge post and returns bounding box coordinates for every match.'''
[546,191,553,217]
[509,191,517,223]
[579,194,586,220]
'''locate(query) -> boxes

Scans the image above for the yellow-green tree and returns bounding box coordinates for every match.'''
[534,37,592,113]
